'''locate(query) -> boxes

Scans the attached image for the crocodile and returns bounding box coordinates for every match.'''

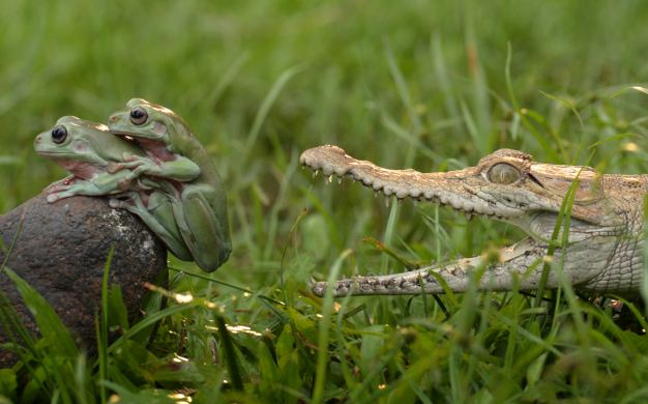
[300,145,647,297]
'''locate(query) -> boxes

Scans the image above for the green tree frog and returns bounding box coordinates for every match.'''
[34,115,193,261]
[108,99,231,271]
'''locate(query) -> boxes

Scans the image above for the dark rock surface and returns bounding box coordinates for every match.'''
[0,193,167,367]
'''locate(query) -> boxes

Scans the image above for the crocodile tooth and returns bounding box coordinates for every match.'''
[337,177,343,185]
[466,213,473,221]
[385,196,391,207]
[327,175,333,183]
[313,170,319,178]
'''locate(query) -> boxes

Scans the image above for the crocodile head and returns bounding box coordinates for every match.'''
[301,146,624,242]
[300,145,641,296]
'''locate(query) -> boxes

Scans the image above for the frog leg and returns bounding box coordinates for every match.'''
[109,191,192,261]
[46,171,130,202]
[46,182,90,202]
[171,185,232,272]
[121,154,202,183]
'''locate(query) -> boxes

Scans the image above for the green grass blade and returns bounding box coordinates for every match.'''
[96,247,114,404]
[214,314,244,391]
[312,249,352,404]
[243,65,303,160]
[4,267,77,359]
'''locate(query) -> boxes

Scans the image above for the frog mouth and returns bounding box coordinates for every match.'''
[36,151,71,157]
[111,134,167,150]
[109,131,135,142]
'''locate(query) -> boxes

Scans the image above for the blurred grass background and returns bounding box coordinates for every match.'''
[3,0,648,402]
[4,0,648,290]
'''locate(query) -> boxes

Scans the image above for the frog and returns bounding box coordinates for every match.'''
[108,98,232,272]
[34,115,193,262]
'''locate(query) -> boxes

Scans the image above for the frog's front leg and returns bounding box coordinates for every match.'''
[118,154,202,183]
[171,185,231,272]
[46,183,87,203]
[109,191,192,261]
[46,181,101,202]
[45,171,130,203]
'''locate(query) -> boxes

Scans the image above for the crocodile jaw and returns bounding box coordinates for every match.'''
[300,145,518,220]
[300,145,621,240]
[300,145,637,296]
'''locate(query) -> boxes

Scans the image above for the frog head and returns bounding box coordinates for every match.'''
[108,98,192,146]
[35,116,110,162]
[34,116,141,178]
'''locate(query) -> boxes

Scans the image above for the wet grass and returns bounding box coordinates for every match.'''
[3,0,648,402]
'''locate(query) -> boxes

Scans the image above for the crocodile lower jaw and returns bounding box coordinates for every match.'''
[311,237,551,297]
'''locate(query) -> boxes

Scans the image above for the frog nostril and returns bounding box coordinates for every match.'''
[109,115,117,122]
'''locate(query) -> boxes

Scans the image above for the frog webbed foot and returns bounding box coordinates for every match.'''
[133,177,159,191]
[46,192,69,203]
[109,192,146,212]
[44,175,77,193]
[46,187,84,203]
[105,154,145,175]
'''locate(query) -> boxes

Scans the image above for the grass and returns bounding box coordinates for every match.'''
[3,0,648,402]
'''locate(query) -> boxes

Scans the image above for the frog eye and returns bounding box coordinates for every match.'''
[51,125,68,144]
[129,107,148,125]
[487,163,520,184]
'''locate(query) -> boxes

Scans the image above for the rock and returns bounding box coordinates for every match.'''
[0,193,167,367]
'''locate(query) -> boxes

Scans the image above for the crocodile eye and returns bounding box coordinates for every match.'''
[129,107,148,125]
[487,163,520,184]
[51,125,68,144]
